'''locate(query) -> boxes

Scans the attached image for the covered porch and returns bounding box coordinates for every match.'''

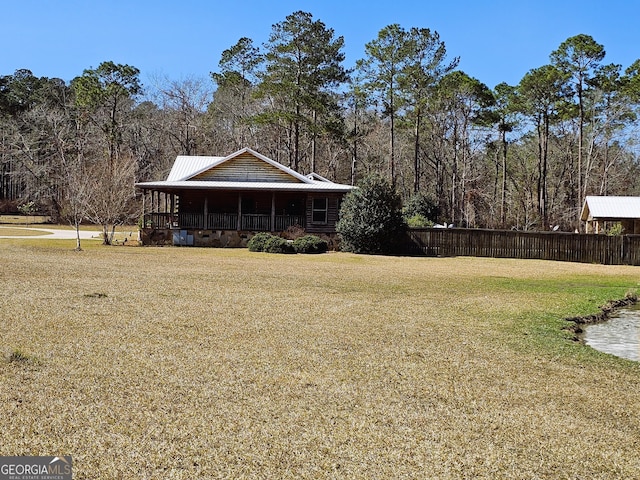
[141,188,308,232]
[143,211,306,232]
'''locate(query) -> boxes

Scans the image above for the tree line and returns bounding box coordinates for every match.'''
[2,10,640,233]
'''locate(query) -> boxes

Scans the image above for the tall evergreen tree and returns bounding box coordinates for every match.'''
[356,24,411,185]
[211,37,263,148]
[516,65,569,228]
[71,61,142,165]
[401,27,458,193]
[551,34,605,211]
[433,71,495,224]
[256,11,348,172]
[489,82,518,226]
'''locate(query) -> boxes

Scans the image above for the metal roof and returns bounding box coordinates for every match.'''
[306,172,333,183]
[166,156,225,181]
[139,147,355,193]
[581,196,640,221]
[166,148,315,184]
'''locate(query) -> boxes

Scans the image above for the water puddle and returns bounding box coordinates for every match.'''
[583,304,640,361]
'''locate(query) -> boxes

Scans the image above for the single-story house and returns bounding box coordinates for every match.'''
[135,147,355,247]
[581,195,640,234]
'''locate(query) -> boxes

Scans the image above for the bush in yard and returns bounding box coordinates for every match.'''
[282,224,306,240]
[263,235,295,254]
[248,233,295,253]
[406,214,434,228]
[293,235,328,254]
[403,192,439,224]
[247,232,274,252]
[336,173,407,254]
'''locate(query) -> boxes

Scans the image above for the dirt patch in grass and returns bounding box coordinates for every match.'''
[0,245,639,478]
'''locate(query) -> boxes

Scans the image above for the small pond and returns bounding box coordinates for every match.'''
[583,303,640,362]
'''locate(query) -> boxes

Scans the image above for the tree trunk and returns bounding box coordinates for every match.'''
[311,109,317,173]
[293,104,300,172]
[389,81,396,186]
[74,222,83,251]
[451,124,458,223]
[500,129,508,227]
[536,116,545,228]
[102,224,110,245]
[577,80,584,217]
[542,114,549,229]
[413,107,421,193]
[390,108,396,186]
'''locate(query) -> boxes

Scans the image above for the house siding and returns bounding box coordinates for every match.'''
[192,152,303,183]
[305,193,342,234]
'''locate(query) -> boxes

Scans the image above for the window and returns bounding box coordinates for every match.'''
[312,197,328,223]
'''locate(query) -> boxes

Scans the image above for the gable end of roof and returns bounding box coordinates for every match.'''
[181,148,314,184]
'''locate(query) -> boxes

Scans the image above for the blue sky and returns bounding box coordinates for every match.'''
[3,0,638,90]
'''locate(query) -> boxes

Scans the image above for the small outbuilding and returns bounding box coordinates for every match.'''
[580,195,640,234]
[135,148,355,247]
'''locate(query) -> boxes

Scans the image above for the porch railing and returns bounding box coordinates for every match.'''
[179,213,204,229]
[275,215,306,231]
[143,213,305,231]
[143,213,178,228]
[208,212,238,230]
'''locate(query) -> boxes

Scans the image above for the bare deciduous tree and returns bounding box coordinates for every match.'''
[84,153,139,245]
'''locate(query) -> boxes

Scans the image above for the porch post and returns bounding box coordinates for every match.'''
[142,190,146,227]
[204,196,208,229]
[271,192,276,232]
[169,194,175,228]
[237,193,242,230]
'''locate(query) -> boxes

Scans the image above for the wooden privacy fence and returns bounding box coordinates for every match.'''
[407,228,640,265]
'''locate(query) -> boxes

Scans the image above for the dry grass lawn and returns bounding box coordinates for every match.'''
[0,215,52,225]
[0,226,54,236]
[1,240,639,479]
